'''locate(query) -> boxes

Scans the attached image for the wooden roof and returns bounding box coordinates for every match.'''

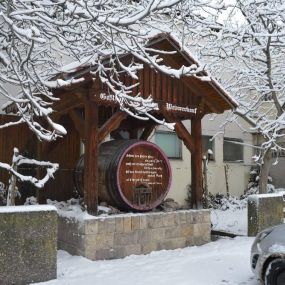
[4,33,237,120]
[146,33,237,113]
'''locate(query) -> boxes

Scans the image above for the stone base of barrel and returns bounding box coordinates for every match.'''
[58,210,211,260]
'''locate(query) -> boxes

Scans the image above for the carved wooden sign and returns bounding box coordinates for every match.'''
[93,93,198,116]
[165,103,197,114]
[117,141,172,210]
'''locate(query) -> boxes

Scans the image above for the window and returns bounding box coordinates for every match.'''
[223,138,244,162]
[155,131,182,159]
[202,135,214,160]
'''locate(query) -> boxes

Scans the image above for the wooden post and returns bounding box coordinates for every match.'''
[84,99,99,215]
[191,117,203,209]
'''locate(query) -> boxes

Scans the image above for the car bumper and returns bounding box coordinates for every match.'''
[251,240,264,279]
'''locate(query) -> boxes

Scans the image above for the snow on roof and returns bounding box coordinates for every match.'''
[3,32,237,113]
[59,32,237,110]
[151,32,238,108]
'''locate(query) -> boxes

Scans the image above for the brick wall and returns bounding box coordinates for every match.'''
[58,210,211,260]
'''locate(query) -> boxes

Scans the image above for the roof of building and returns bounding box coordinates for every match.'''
[3,33,237,116]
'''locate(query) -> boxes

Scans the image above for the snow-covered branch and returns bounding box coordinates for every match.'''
[186,0,285,193]
[190,0,285,153]
[1,148,58,189]
[0,0,218,140]
[2,147,58,206]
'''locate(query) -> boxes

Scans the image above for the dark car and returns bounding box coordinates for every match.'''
[251,224,285,284]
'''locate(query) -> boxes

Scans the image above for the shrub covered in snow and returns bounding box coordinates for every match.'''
[244,167,276,196]
[204,192,247,211]
[24,196,38,205]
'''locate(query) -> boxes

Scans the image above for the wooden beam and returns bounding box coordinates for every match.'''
[110,130,124,140]
[191,117,203,209]
[162,110,194,153]
[69,109,85,140]
[84,98,99,215]
[98,111,127,143]
[140,124,156,140]
[174,121,195,154]
[157,51,225,114]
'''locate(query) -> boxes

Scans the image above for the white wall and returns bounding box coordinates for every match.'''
[154,112,255,205]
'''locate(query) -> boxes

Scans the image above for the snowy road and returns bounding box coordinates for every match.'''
[38,237,259,285]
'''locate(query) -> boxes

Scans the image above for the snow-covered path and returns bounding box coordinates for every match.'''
[38,237,259,285]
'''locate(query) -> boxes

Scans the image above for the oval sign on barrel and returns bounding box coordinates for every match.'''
[117,141,172,211]
[74,140,172,212]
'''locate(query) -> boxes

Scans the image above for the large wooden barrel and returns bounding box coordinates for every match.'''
[74,139,172,211]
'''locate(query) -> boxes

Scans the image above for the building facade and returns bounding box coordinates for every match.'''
[153,112,255,205]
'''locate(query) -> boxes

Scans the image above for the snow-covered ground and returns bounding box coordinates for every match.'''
[37,237,258,285]
[211,190,285,236]
[36,198,284,285]
[211,207,248,235]
[37,207,257,285]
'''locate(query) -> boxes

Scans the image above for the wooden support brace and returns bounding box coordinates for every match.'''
[110,130,124,140]
[174,121,195,154]
[140,124,156,140]
[162,110,194,153]
[98,111,127,143]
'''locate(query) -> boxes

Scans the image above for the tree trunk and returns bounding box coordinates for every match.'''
[258,150,272,194]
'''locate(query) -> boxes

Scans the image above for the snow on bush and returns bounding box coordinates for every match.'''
[24,196,38,205]
[205,192,247,211]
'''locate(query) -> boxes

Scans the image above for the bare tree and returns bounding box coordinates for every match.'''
[0,0,220,138]
[0,0,221,200]
[190,0,285,193]
[3,148,58,206]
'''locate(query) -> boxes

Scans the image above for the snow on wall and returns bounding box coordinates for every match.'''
[0,204,57,213]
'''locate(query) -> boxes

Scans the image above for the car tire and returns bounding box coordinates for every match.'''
[265,259,285,285]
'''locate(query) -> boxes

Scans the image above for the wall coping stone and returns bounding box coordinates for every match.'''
[58,209,210,223]
[0,205,57,213]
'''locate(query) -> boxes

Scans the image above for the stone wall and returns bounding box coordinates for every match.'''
[58,210,211,260]
[248,194,284,237]
[0,205,57,285]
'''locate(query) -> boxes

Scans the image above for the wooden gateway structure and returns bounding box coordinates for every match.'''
[4,34,237,215]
